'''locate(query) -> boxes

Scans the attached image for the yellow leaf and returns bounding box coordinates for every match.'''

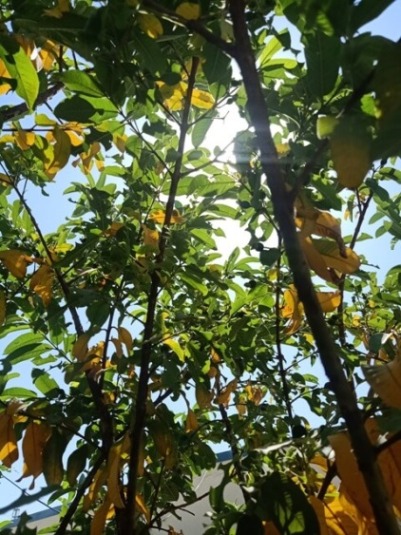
[138,13,163,38]
[308,496,330,535]
[313,238,360,274]
[195,383,213,409]
[104,221,124,237]
[156,81,185,111]
[111,337,123,358]
[321,494,359,535]
[150,209,185,224]
[44,127,71,179]
[316,291,341,313]
[176,2,201,19]
[29,264,54,306]
[190,87,215,110]
[245,384,265,405]
[43,0,70,18]
[107,441,126,509]
[0,172,12,185]
[0,291,6,326]
[142,225,159,250]
[364,358,401,408]
[83,465,108,511]
[0,59,12,95]
[72,334,91,361]
[329,432,374,522]
[39,40,59,71]
[0,249,30,278]
[185,409,199,432]
[135,494,150,522]
[0,412,18,468]
[282,284,304,335]
[118,326,133,353]
[91,495,114,535]
[73,141,102,173]
[15,130,36,151]
[21,422,51,480]
[216,379,237,406]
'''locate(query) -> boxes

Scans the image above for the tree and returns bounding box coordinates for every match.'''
[1,0,401,533]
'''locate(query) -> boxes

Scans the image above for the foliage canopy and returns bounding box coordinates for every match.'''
[1,0,401,534]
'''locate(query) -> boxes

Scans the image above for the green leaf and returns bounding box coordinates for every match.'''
[192,117,214,148]
[0,387,37,399]
[260,248,280,267]
[350,0,396,32]
[0,35,39,110]
[32,369,60,395]
[258,472,320,534]
[304,32,341,99]
[131,32,168,75]
[60,70,104,97]
[203,42,232,84]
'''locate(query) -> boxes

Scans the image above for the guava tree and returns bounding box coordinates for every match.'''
[1,1,401,534]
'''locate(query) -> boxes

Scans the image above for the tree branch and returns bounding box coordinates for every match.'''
[226,1,400,533]
[123,57,200,534]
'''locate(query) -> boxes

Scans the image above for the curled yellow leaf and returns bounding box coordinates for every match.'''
[0,412,18,468]
[30,264,54,306]
[176,2,200,20]
[138,13,163,38]
[0,249,31,278]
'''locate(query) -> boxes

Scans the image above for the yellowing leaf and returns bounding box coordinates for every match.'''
[104,221,124,237]
[29,264,54,306]
[0,59,12,95]
[83,465,108,511]
[316,291,341,313]
[190,87,215,110]
[176,2,201,20]
[185,409,199,432]
[216,379,237,406]
[329,432,374,522]
[195,383,213,409]
[91,495,114,535]
[111,337,124,360]
[118,326,133,353]
[0,412,18,467]
[0,291,6,326]
[135,494,150,522]
[364,358,401,408]
[282,284,303,335]
[15,130,36,151]
[0,172,12,185]
[308,496,330,535]
[163,336,185,362]
[107,439,127,509]
[21,422,51,480]
[72,334,91,361]
[313,238,360,274]
[138,13,163,38]
[300,237,360,284]
[330,123,371,189]
[245,384,265,405]
[43,0,70,18]
[142,225,159,250]
[150,209,185,224]
[321,494,358,535]
[0,249,30,278]
[44,127,71,179]
[316,115,339,139]
[38,40,59,71]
